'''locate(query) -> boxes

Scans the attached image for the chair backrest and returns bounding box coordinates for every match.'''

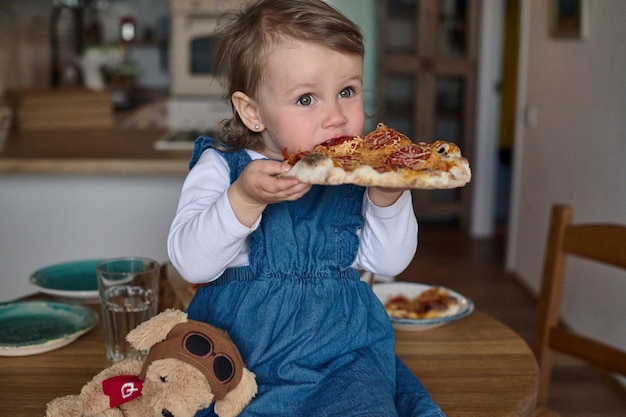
[532,205,626,406]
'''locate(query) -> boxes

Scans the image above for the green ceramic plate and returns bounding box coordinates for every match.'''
[30,259,103,299]
[0,300,98,356]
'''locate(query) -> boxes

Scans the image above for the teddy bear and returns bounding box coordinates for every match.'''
[46,309,257,417]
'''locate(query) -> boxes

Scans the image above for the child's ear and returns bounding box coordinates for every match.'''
[231,91,264,132]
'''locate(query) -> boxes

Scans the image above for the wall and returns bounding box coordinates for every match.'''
[0,0,50,95]
[0,175,184,302]
[508,0,626,354]
[0,0,170,98]
[471,0,504,237]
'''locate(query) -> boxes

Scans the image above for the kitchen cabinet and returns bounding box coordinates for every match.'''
[376,0,480,225]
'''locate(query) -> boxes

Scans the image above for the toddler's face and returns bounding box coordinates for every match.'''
[254,39,364,159]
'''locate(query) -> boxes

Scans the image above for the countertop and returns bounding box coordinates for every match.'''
[0,128,192,176]
[0,89,207,176]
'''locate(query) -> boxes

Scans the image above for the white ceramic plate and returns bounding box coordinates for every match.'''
[373,282,474,331]
[30,259,103,300]
[0,300,99,356]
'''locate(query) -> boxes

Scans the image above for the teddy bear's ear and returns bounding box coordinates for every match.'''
[213,368,258,417]
[126,309,188,351]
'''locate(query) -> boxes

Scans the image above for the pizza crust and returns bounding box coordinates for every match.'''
[283,152,471,189]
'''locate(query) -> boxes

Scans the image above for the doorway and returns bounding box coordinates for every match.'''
[496,0,521,231]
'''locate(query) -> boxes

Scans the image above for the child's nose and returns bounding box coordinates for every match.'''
[322,101,348,127]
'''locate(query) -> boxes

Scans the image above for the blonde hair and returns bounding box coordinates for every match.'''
[214,0,364,151]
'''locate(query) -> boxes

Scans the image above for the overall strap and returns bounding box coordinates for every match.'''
[189,136,252,184]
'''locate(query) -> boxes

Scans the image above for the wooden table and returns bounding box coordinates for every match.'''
[0,285,538,417]
[396,310,539,416]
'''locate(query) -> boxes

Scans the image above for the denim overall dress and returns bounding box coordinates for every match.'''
[186,139,445,417]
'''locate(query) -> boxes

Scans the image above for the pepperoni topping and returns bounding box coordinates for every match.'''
[364,125,410,150]
[330,155,360,170]
[386,144,431,169]
[283,123,442,173]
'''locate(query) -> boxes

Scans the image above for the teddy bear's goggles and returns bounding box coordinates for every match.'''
[139,321,245,400]
[184,332,235,382]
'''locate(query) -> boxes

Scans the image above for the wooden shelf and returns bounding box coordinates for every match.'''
[376,0,480,226]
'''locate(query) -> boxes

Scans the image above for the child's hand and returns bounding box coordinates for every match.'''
[228,160,312,226]
[367,187,408,207]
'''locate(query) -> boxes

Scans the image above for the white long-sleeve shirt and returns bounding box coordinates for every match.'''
[168,148,418,284]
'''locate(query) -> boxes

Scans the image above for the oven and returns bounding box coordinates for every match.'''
[166,0,242,134]
[169,0,242,96]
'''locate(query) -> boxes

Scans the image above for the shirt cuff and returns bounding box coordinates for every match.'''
[364,190,412,219]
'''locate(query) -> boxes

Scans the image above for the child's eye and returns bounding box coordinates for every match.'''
[297,94,315,106]
[339,87,355,98]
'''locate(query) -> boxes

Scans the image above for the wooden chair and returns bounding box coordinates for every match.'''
[532,205,626,416]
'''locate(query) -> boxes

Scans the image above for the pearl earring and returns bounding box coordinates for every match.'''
[254,124,260,131]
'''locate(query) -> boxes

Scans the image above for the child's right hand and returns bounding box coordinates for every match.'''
[227,160,312,227]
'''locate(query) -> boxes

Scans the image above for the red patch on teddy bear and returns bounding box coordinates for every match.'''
[102,375,144,408]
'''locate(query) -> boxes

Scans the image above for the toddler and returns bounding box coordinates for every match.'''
[168,0,445,415]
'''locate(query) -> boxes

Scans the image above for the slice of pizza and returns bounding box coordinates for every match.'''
[384,287,460,320]
[281,123,471,189]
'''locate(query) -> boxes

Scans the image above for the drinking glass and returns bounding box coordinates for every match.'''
[96,257,159,362]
